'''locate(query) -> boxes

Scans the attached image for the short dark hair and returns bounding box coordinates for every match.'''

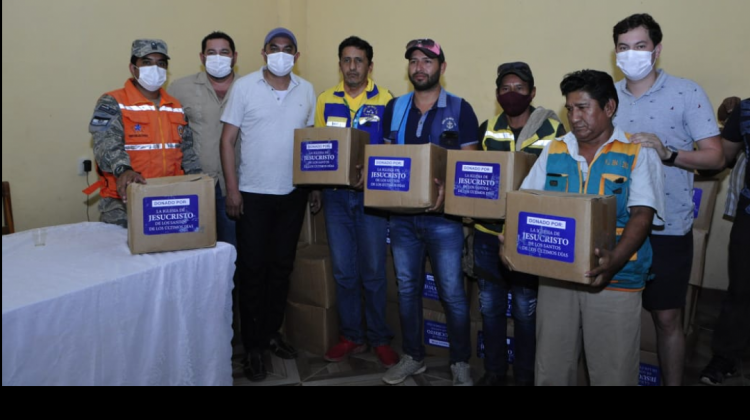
[560,70,619,114]
[202,31,236,54]
[613,13,663,47]
[338,36,374,64]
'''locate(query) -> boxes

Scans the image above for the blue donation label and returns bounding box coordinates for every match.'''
[517,212,576,264]
[639,363,661,387]
[301,141,339,171]
[454,161,500,200]
[425,320,450,349]
[693,188,703,219]
[423,273,439,301]
[368,157,411,192]
[143,195,200,236]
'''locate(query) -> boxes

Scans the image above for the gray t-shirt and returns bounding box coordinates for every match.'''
[614,70,720,236]
[221,68,315,195]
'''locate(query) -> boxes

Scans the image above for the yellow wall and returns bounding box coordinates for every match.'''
[3,0,748,288]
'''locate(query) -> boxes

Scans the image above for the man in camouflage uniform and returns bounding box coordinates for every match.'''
[87,39,201,227]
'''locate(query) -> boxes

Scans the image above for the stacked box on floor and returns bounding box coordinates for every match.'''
[286,207,336,356]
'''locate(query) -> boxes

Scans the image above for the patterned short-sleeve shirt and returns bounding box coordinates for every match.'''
[614,70,720,236]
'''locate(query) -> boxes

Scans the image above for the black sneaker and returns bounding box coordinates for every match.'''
[700,355,738,386]
[475,372,506,387]
[243,353,267,382]
[269,336,298,360]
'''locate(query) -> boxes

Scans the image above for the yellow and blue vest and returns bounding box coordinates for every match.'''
[545,137,653,291]
[476,110,566,236]
[315,79,392,145]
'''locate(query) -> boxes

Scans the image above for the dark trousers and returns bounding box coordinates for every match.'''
[235,189,308,353]
[712,193,750,361]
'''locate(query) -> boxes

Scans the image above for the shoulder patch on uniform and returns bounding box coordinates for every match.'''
[89,116,112,132]
[96,104,118,116]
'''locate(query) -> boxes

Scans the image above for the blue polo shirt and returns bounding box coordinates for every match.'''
[614,70,720,236]
[381,88,479,149]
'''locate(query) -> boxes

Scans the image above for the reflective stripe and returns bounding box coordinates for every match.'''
[125,143,181,151]
[120,104,156,111]
[533,139,552,147]
[118,104,184,114]
[159,106,184,114]
[484,131,514,140]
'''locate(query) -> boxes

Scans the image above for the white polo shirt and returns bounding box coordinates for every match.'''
[521,127,666,226]
[221,67,316,195]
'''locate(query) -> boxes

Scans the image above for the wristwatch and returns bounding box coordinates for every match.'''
[662,146,679,166]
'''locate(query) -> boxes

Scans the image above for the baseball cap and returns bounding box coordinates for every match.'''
[405,39,445,62]
[131,39,170,60]
[264,27,298,49]
[496,62,534,89]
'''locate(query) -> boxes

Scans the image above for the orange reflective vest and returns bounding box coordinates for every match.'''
[85,80,187,199]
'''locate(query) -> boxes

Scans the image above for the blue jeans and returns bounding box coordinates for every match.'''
[323,189,392,346]
[474,230,538,383]
[215,183,237,248]
[390,214,471,364]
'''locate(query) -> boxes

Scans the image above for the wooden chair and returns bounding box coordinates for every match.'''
[2,181,14,235]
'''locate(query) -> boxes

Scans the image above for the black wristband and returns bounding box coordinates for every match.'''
[662,150,678,166]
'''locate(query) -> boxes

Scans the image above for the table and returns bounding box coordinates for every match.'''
[2,222,236,386]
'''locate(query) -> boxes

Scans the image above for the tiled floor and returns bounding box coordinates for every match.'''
[233,288,748,386]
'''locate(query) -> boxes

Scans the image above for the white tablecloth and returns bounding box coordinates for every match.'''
[2,222,236,386]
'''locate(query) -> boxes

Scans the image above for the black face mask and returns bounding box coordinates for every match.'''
[497,91,533,117]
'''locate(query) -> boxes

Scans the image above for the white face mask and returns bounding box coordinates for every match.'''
[266,52,295,77]
[137,65,167,92]
[616,50,656,82]
[205,55,233,79]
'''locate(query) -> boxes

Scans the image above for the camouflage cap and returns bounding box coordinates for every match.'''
[131,39,170,59]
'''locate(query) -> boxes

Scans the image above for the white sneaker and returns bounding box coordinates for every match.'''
[382,355,426,385]
[451,362,473,386]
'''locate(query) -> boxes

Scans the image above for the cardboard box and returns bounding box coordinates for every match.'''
[285,301,339,356]
[293,127,369,187]
[288,244,336,309]
[684,284,700,334]
[364,143,447,213]
[504,190,617,284]
[639,351,662,387]
[692,177,720,231]
[126,175,216,254]
[689,229,709,287]
[298,205,329,247]
[312,207,328,245]
[423,309,451,359]
[298,205,313,246]
[445,151,536,219]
